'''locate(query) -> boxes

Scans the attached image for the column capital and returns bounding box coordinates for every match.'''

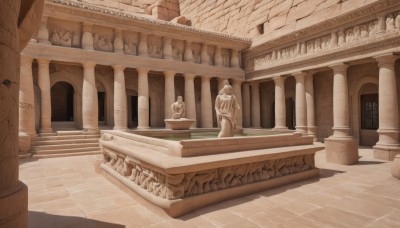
[185,40,192,45]
[329,63,348,73]
[137,68,149,75]
[83,62,96,69]
[201,75,211,80]
[164,70,175,77]
[184,73,196,80]
[112,64,126,71]
[292,71,308,78]
[36,58,50,65]
[114,28,122,34]
[374,53,398,66]
[140,32,148,39]
[273,76,286,84]
[250,82,259,87]
[82,22,93,32]
[20,54,33,64]
[231,78,244,84]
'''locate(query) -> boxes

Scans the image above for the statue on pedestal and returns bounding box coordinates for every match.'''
[215,84,240,138]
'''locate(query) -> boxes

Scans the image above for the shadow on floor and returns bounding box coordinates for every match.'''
[356,160,386,165]
[29,211,124,228]
[19,157,39,165]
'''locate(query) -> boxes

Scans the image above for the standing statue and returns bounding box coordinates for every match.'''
[215,84,240,138]
[171,96,186,119]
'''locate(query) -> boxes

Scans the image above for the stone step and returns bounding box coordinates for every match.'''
[33,151,101,159]
[32,138,99,146]
[33,146,101,155]
[32,134,99,141]
[32,142,100,150]
[38,133,58,137]
[57,130,86,135]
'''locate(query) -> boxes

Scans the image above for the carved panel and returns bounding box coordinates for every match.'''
[50,29,80,48]
[93,33,113,52]
[192,42,201,64]
[172,39,183,61]
[102,146,316,200]
[147,35,162,58]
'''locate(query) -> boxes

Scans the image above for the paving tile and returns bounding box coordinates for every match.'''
[304,206,374,227]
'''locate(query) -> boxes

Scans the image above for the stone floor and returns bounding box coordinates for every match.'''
[21,146,400,228]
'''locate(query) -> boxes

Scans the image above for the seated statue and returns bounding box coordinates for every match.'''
[171,96,186,119]
[215,84,240,138]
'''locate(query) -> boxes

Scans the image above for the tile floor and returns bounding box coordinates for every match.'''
[20,147,400,228]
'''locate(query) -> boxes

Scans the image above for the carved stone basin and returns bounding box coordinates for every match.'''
[164,118,196,130]
[98,129,323,217]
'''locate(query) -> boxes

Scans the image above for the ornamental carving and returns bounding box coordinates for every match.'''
[102,147,315,200]
[19,102,33,109]
[253,11,400,71]
[50,29,80,47]
[93,33,113,52]
[124,40,137,55]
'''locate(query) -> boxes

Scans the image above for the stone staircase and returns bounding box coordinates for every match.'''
[31,130,101,159]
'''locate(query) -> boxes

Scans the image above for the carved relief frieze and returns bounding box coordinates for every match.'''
[102,146,316,200]
[192,43,201,64]
[147,35,162,58]
[93,33,113,52]
[252,10,400,71]
[50,29,80,47]
[124,39,137,55]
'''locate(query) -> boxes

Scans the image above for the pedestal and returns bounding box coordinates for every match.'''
[325,137,358,165]
[0,182,28,228]
[165,119,196,130]
[373,144,400,161]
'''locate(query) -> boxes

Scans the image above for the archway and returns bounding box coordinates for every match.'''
[51,81,74,122]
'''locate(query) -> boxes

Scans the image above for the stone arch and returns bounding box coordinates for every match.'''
[350,76,379,145]
[50,68,83,129]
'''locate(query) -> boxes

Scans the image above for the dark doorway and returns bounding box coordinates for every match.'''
[286,98,295,130]
[131,96,138,127]
[51,82,74,121]
[98,92,106,122]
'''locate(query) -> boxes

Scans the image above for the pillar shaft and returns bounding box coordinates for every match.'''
[242,83,251,128]
[305,73,316,138]
[201,44,209,65]
[163,37,173,60]
[82,62,98,132]
[214,46,223,66]
[330,63,350,137]
[164,71,175,119]
[251,83,261,128]
[375,54,399,147]
[184,74,196,126]
[137,68,149,129]
[201,76,213,128]
[37,16,50,44]
[294,72,307,133]
[113,65,127,130]
[273,77,287,130]
[138,33,148,57]
[231,49,240,68]
[232,79,243,129]
[37,58,52,133]
[82,22,93,50]
[19,55,36,136]
[113,29,123,54]
[184,40,193,62]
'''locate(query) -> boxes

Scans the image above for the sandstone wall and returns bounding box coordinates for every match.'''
[179,0,380,38]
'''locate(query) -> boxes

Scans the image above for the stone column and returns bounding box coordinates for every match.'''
[137,68,150,129]
[305,73,317,140]
[19,55,36,136]
[201,43,209,65]
[378,15,386,33]
[231,49,240,68]
[217,77,226,92]
[273,77,287,130]
[113,29,124,54]
[184,73,196,127]
[163,37,173,60]
[37,58,53,133]
[250,83,261,128]
[214,46,223,66]
[331,32,338,47]
[113,65,127,130]
[201,76,213,128]
[82,62,99,132]
[242,83,251,128]
[37,16,50,45]
[82,22,94,50]
[184,40,193,62]
[164,71,175,120]
[232,79,243,129]
[374,54,400,161]
[294,72,307,133]
[138,32,148,57]
[325,63,358,165]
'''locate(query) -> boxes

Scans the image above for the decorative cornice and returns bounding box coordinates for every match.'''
[247,0,400,57]
[49,0,251,44]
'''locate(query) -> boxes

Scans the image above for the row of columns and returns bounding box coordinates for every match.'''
[19,56,243,135]
[36,18,241,68]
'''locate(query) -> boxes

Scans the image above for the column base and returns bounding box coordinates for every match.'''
[391,155,400,179]
[325,136,358,165]
[273,127,289,132]
[18,132,32,158]
[0,182,28,228]
[373,143,400,161]
[295,126,307,133]
[39,128,53,133]
[137,126,150,130]
[307,126,318,142]
[113,127,128,131]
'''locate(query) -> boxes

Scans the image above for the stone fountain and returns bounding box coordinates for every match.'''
[164,96,195,130]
